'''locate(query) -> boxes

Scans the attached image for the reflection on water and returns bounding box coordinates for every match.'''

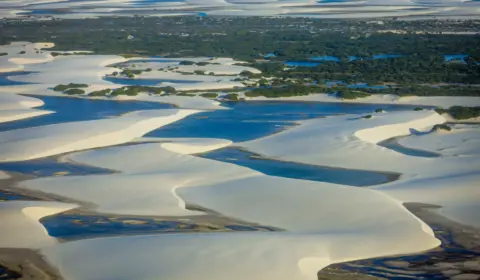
[199,148,399,186]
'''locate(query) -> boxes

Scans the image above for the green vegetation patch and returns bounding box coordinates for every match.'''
[223,93,239,101]
[179,61,195,65]
[176,93,195,97]
[431,124,452,132]
[88,89,112,96]
[200,93,218,99]
[245,85,326,98]
[435,106,480,120]
[53,83,89,92]
[110,86,176,96]
[338,90,371,100]
[64,88,85,95]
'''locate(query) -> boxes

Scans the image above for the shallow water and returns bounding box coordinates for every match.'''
[379,137,440,158]
[40,213,273,239]
[309,56,340,62]
[148,101,419,142]
[284,61,321,67]
[199,148,399,186]
[0,72,34,86]
[0,156,112,177]
[0,95,173,132]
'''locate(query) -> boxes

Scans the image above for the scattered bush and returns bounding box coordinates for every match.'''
[110,86,176,96]
[375,108,384,113]
[18,51,26,54]
[196,61,209,66]
[245,85,326,98]
[414,107,424,111]
[194,70,206,75]
[223,93,239,101]
[200,93,218,99]
[444,106,480,120]
[0,53,7,56]
[145,68,152,72]
[338,90,371,100]
[431,124,452,132]
[53,83,89,91]
[176,93,195,97]
[88,89,111,96]
[363,114,373,119]
[64,88,85,95]
[179,60,195,65]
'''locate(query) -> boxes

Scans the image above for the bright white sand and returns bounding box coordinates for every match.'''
[0,109,198,162]
[132,137,233,154]
[41,228,436,280]
[0,201,76,249]
[240,110,480,227]
[24,138,440,279]
[0,42,242,109]
[0,42,54,73]
[0,93,53,123]
[398,124,480,156]
[247,93,480,108]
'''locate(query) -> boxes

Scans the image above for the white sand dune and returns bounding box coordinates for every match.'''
[0,201,76,249]
[0,42,54,73]
[41,228,436,280]
[21,138,440,279]
[247,93,480,108]
[398,124,480,156]
[0,109,198,162]
[240,110,480,227]
[0,93,53,123]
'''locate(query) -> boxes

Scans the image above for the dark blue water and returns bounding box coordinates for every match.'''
[0,190,37,201]
[285,61,321,67]
[40,214,272,239]
[147,101,419,142]
[348,54,404,62]
[199,148,399,186]
[0,72,34,86]
[0,95,173,132]
[310,56,340,62]
[103,76,200,86]
[444,54,468,63]
[0,156,112,177]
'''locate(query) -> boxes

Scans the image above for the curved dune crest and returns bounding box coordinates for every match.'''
[0,93,54,123]
[0,201,76,249]
[0,109,199,162]
[41,229,437,280]
[21,141,440,270]
[240,110,480,227]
